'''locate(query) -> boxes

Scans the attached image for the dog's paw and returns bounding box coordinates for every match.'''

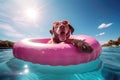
[72,39,93,53]
[79,42,93,53]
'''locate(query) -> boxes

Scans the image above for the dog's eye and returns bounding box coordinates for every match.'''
[53,22,60,25]
[56,22,59,26]
[53,22,60,26]
[62,21,69,25]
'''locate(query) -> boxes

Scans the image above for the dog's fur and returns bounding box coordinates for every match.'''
[48,20,74,44]
[48,20,93,53]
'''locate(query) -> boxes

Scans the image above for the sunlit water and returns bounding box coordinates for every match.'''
[0,47,120,80]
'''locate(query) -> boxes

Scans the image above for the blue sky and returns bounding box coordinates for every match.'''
[0,0,120,44]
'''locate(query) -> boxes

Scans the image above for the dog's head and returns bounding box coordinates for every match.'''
[50,20,74,42]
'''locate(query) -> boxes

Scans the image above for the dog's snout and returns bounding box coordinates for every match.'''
[60,25,65,29]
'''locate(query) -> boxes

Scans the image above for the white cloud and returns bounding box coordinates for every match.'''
[96,32,105,36]
[0,24,16,33]
[99,32,105,35]
[0,0,43,28]
[98,23,113,29]
[0,24,25,38]
[6,0,42,27]
[5,32,24,38]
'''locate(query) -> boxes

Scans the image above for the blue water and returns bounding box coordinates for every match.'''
[0,47,120,80]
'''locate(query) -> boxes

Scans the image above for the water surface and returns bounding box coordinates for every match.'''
[0,47,120,80]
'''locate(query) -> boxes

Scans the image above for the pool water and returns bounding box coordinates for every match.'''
[0,47,120,80]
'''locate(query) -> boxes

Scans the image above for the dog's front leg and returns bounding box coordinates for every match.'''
[72,39,93,53]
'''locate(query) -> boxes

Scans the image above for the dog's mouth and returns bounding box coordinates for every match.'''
[59,31,66,41]
[60,31,65,35]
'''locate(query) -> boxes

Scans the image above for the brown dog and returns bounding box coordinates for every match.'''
[48,20,93,53]
[48,20,74,43]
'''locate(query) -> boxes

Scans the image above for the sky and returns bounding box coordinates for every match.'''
[0,0,120,44]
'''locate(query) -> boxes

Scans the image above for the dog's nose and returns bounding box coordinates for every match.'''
[60,25,65,29]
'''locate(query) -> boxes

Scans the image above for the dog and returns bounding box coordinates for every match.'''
[48,20,93,53]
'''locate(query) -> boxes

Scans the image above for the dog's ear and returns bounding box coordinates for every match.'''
[66,25,74,38]
[69,24,74,34]
[49,26,54,35]
[49,29,53,35]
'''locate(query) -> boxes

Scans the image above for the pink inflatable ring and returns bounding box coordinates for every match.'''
[13,35,102,66]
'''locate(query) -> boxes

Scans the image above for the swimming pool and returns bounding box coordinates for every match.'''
[0,47,120,80]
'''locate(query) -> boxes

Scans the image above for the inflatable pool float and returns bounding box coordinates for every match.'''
[13,35,102,74]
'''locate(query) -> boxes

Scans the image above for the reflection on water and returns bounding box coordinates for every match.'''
[101,47,120,80]
[0,47,120,80]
